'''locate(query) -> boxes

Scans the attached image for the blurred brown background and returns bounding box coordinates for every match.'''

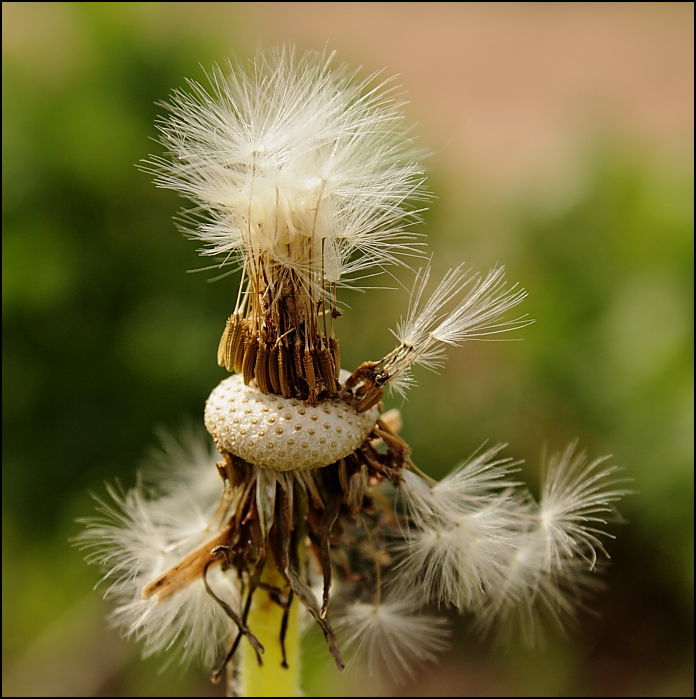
[3,3,693,696]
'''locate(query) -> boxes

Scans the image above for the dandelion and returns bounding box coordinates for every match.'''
[78,46,628,697]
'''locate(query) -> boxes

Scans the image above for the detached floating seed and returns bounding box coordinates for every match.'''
[205,373,380,471]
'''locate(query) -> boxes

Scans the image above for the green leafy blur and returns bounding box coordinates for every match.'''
[3,3,692,697]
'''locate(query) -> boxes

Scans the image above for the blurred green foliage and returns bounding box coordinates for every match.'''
[2,3,693,697]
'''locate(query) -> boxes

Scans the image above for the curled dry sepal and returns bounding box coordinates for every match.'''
[77,47,629,688]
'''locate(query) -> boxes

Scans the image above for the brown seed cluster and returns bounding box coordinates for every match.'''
[217,302,342,406]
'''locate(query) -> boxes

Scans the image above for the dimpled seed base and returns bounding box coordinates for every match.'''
[204,373,380,471]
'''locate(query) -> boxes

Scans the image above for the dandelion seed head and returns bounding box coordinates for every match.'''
[147,46,428,288]
[79,44,628,690]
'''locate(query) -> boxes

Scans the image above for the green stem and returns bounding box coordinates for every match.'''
[238,553,301,697]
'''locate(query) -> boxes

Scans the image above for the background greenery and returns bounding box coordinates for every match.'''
[3,3,693,696]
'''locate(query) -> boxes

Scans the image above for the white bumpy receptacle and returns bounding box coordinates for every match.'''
[205,373,380,471]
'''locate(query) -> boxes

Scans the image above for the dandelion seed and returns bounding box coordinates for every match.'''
[76,456,240,668]
[393,454,528,610]
[79,45,627,697]
[539,441,629,569]
[333,596,450,680]
[392,444,629,645]
[345,264,533,404]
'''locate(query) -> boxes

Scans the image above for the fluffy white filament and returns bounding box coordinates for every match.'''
[394,442,628,641]
[378,264,533,392]
[539,442,627,569]
[78,433,626,675]
[146,46,428,289]
[333,597,450,680]
[76,435,237,667]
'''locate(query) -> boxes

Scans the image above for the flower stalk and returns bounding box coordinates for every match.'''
[238,551,301,698]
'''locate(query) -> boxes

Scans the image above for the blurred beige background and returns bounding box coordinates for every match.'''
[4,2,692,187]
